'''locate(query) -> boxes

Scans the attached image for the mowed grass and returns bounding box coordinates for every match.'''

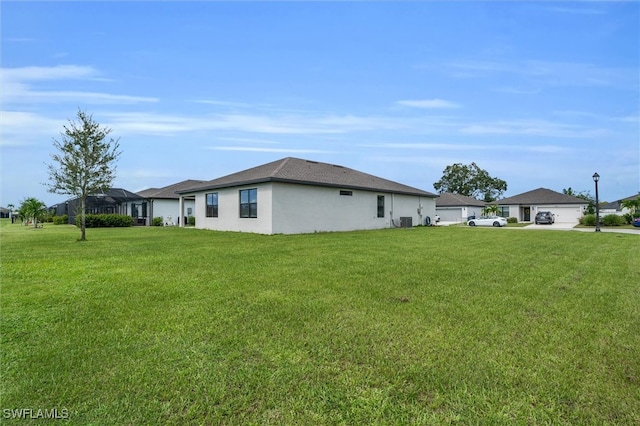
[1,221,638,425]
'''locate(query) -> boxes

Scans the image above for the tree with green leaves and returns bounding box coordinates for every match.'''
[482,204,500,216]
[18,198,47,228]
[433,162,507,202]
[563,188,596,214]
[45,109,122,241]
[621,197,640,223]
[621,197,639,215]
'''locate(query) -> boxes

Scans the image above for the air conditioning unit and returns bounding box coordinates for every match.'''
[400,217,413,228]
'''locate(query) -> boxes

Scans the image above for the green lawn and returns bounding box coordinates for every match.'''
[1,221,638,425]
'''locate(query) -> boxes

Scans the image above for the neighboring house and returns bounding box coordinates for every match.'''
[497,188,588,224]
[0,207,9,219]
[50,188,146,225]
[176,157,438,235]
[137,180,206,226]
[601,194,640,216]
[435,193,487,223]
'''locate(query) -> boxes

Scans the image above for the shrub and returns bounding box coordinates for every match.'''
[52,215,68,225]
[152,217,163,226]
[76,214,134,228]
[507,217,518,224]
[187,216,196,226]
[580,214,596,226]
[601,214,625,227]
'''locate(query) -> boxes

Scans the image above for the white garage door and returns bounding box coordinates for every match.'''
[436,207,463,222]
[541,206,582,223]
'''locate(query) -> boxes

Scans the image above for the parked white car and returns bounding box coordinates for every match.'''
[467,215,508,227]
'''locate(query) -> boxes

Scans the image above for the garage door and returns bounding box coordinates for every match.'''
[540,206,582,223]
[436,207,463,222]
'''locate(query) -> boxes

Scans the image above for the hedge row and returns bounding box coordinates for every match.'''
[580,213,626,227]
[52,215,68,225]
[75,214,134,228]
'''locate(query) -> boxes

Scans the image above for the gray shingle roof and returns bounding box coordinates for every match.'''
[498,188,587,205]
[89,188,144,202]
[436,192,486,207]
[137,180,207,199]
[177,157,436,197]
[602,193,640,210]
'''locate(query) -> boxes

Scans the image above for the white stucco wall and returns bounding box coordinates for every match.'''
[189,182,436,235]
[150,199,195,225]
[194,183,274,234]
[503,204,586,223]
[532,205,585,223]
[436,206,483,223]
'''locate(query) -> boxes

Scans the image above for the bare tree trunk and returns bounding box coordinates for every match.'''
[80,196,87,241]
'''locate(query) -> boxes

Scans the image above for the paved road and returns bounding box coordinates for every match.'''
[439,221,639,234]
[524,223,639,234]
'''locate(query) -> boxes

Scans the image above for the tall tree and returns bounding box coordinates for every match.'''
[45,109,121,241]
[621,197,639,215]
[18,198,47,228]
[433,162,507,202]
[563,188,596,214]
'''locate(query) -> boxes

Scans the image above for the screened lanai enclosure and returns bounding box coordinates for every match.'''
[50,188,148,225]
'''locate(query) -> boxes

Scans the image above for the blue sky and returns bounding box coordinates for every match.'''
[2,1,638,207]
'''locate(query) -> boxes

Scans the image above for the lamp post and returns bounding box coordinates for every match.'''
[592,172,601,232]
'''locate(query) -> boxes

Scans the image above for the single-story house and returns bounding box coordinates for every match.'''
[0,207,10,219]
[50,188,146,225]
[497,188,588,224]
[137,180,205,226]
[435,193,487,223]
[601,193,640,216]
[176,157,438,235]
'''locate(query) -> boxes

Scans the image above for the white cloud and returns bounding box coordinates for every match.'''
[543,6,605,15]
[363,141,569,153]
[207,146,334,154]
[16,90,157,105]
[103,111,406,136]
[615,114,640,123]
[1,65,157,105]
[0,111,64,146]
[446,59,638,89]
[460,119,609,138]
[396,99,461,109]
[2,65,98,81]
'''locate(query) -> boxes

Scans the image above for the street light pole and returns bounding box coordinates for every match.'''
[593,172,601,232]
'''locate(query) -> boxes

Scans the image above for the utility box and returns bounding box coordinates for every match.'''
[400,217,413,228]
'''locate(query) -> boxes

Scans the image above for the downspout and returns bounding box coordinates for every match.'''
[390,193,400,228]
[179,196,184,227]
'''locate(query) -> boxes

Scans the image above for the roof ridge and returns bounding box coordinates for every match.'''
[271,157,291,177]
